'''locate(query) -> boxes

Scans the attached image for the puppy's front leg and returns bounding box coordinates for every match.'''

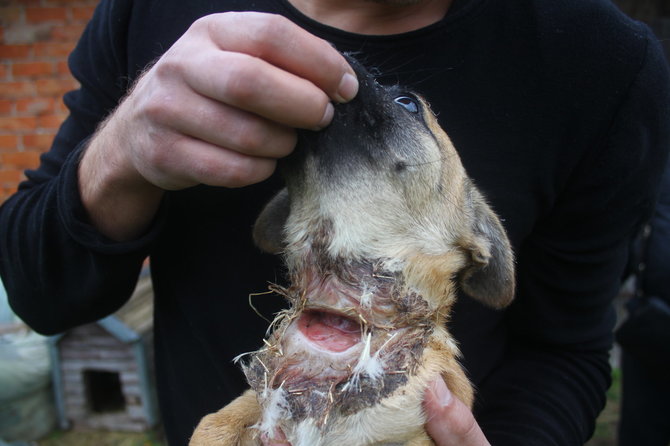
[190,390,261,446]
[406,432,435,446]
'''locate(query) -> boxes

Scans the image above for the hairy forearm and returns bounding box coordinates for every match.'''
[78,12,360,242]
[78,110,164,242]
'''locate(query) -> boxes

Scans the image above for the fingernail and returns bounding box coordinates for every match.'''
[335,72,359,103]
[315,102,334,130]
[432,378,453,407]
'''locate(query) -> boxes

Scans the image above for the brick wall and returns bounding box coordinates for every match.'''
[0,0,99,204]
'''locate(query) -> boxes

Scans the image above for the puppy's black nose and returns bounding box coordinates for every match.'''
[343,54,375,84]
[282,55,397,180]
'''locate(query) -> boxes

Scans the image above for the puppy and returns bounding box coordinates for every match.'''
[190,58,515,446]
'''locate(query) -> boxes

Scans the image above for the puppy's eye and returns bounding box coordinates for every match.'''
[394,96,419,113]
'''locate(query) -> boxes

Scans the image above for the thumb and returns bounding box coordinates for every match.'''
[423,378,490,446]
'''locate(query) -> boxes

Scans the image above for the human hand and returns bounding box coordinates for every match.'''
[423,377,491,446]
[79,12,358,240]
[92,12,358,190]
[259,377,490,446]
[106,12,357,190]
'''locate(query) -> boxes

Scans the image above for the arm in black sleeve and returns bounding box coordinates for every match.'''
[477,28,670,445]
[0,0,161,335]
[642,154,670,301]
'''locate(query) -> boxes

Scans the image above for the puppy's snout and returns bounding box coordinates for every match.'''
[287,74,423,182]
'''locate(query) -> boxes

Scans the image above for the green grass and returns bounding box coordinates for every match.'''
[586,368,621,446]
[37,429,165,446]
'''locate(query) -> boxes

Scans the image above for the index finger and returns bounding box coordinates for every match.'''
[201,12,359,103]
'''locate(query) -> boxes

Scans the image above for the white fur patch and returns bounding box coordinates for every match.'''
[359,284,376,309]
[292,419,323,446]
[341,331,395,393]
[256,386,289,438]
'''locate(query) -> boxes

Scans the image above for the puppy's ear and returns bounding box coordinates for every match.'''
[253,189,290,254]
[459,188,515,309]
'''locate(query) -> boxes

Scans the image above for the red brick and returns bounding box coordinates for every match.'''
[0,44,32,60]
[1,187,17,199]
[35,78,78,96]
[12,61,55,78]
[0,64,7,79]
[26,7,68,24]
[0,182,18,194]
[0,186,18,202]
[54,97,69,113]
[0,81,36,99]
[0,186,19,203]
[0,100,12,115]
[50,24,87,42]
[23,133,55,150]
[1,151,41,169]
[0,116,38,131]
[0,170,23,184]
[33,42,73,58]
[37,114,66,129]
[16,97,55,116]
[0,7,22,27]
[72,6,96,22]
[56,60,71,75]
[3,22,54,45]
[0,134,18,149]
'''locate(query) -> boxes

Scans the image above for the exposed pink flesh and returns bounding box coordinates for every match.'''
[297,311,361,352]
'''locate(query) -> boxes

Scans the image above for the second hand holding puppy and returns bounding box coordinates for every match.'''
[77,12,358,241]
[423,378,491,446]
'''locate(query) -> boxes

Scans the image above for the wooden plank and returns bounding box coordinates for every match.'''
[62,388,85,399]
[61,360,136,372]
[74,414,147,432]
[121,384,141,395]
[60,348,135,361]
[127,405,145,419]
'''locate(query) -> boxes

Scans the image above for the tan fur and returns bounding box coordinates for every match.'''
[403,252,467,312]
[191,390,261,446]
[191,338,470,446]
[191,61,514,446]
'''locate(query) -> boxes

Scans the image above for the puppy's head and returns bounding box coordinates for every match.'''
[254,57,515,311]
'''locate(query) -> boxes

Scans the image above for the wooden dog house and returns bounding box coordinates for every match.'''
[48,272,158,431]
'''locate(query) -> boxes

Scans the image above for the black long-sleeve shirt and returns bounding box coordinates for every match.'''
[1,0,669,444]
[642,156,670,301]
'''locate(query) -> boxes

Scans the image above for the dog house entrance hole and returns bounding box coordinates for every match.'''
[84,370,126,413]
